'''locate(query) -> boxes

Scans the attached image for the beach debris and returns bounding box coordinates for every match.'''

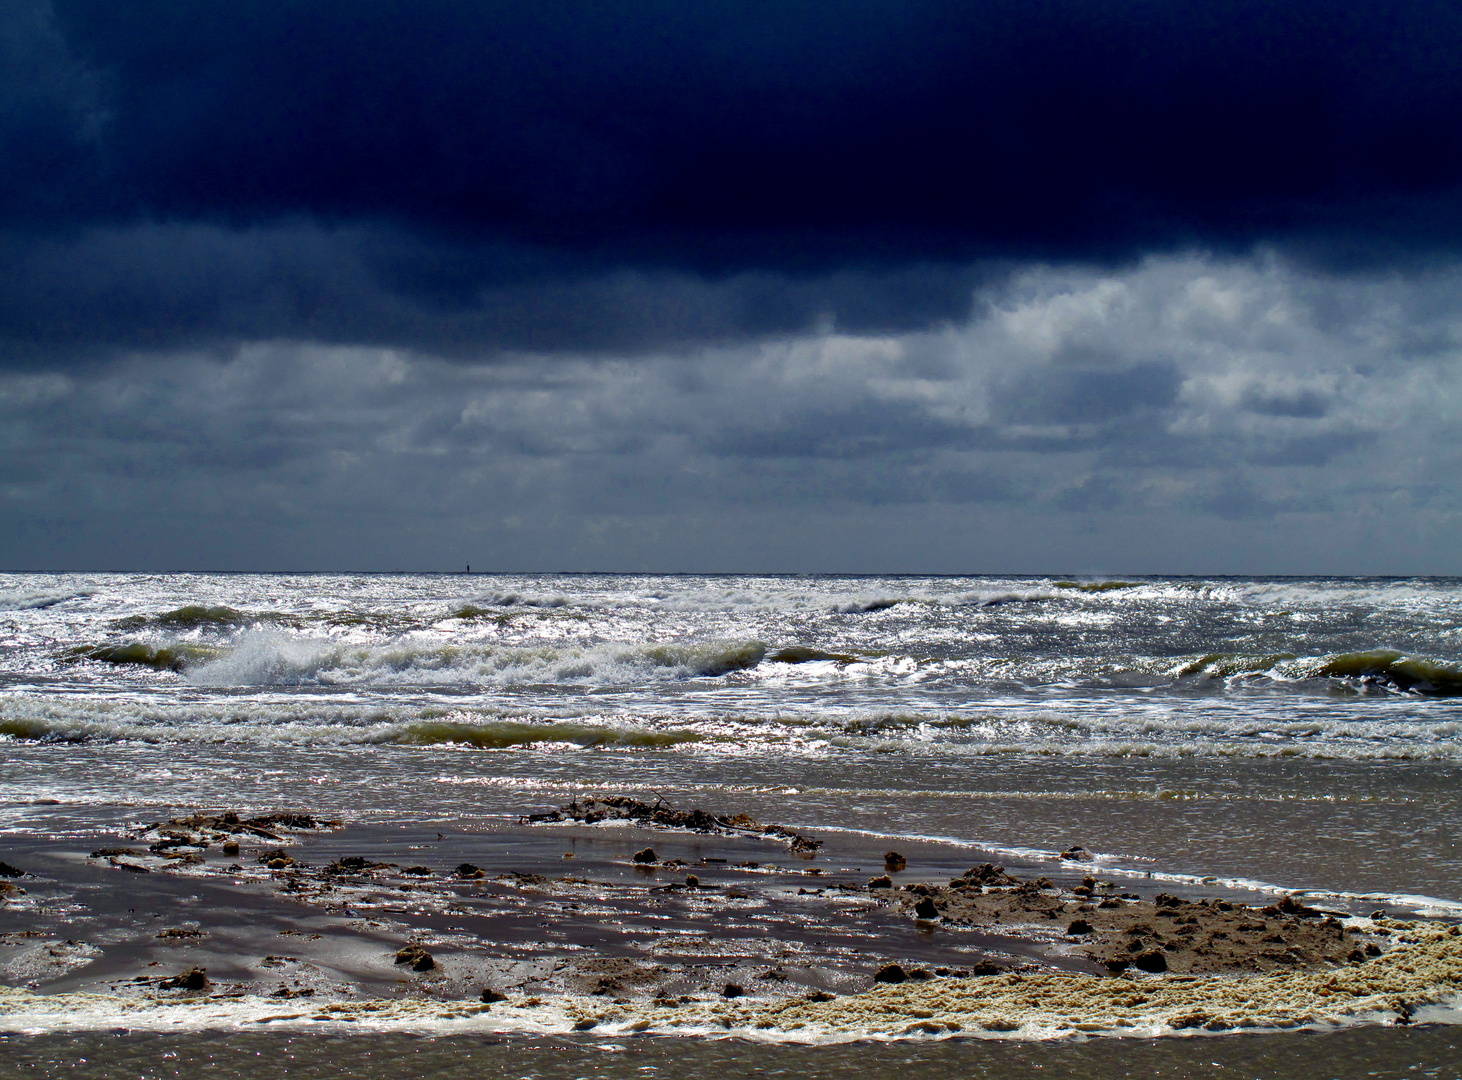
[28,801,1409,1016]
[86,810,343,874]
[722,983,745,998]
[394,945,435,971]
[525,794,823,852]
[1134,950,1169,973]
[953,863,1018,888]
[1264,894,1330,918]
[883,851,907,872]
[480,987,508,1003]
[326,856,394,875]
[156,967,210,990]
[862,869,1385,977]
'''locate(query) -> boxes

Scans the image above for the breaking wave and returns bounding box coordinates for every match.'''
[66,642,226,672]
[832,597,904,614]
[0,589,88,611]
[1177,649,1462,696]
[0,697,705,749]
[111,605,248,631]
[1055,580,1142,593]
[2,690,1456,760]
[184,633,767,687]
[464,591,572,609]
[766,646,859,664]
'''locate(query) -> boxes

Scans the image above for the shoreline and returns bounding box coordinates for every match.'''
[3,798,1460,1042]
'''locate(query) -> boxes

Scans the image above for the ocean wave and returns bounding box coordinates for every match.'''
[0,589,89,611]
[1173,648,1462,695]
[466,591,571,609]
[0,697,704,749]
[1054,580,1142,593]
[2,691,1457,759]
[111,605,248,631]
[1293,649,1462,695]
[766,646,859,664]
[399,719,701,749]
[832,597,905,613]
[185,633,767,686]
[948,590,1059,607]
[65,642,226,672]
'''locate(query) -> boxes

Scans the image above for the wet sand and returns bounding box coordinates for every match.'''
[2,795,1459,1045]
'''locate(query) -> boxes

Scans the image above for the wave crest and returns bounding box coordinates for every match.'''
[185,633,767,686]
[112,605,247,631]
[0,589,88,611]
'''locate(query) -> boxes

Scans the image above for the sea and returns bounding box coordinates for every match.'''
[2,572,1461,1077]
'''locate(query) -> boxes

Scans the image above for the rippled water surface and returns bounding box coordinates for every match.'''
[3,573,1461,903]
[5,573,1462,1070]
[5,1027,1461,1080]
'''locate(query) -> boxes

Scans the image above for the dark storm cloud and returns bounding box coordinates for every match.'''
[7,0,1462,362]
[0,222,988,365]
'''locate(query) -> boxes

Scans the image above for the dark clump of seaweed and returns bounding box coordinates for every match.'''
[524,793,822,853]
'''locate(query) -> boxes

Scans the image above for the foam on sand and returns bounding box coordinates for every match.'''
[2,923,1459,1041]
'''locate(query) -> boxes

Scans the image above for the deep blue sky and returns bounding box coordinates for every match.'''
[3,1,1462,572]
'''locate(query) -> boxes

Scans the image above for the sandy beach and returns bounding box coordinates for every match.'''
[4,795,1460,1053]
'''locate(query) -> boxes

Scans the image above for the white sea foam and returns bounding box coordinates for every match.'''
[185,632,767,687]
[0,588,89,611]
[4,924,1461,1040]
[3,687,1458,760]
[802,824,1462,916]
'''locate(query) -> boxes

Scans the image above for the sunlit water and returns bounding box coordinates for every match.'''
[3,573,1461,1073]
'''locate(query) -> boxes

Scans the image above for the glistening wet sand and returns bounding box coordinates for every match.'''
[2,799,1458,1043]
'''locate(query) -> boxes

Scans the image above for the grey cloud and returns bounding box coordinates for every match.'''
[2,254,1461,572]
[998,363,1182,427]
[1197,475,1279,522]
[1247,430,1376,467]
[1241,385,1331,418]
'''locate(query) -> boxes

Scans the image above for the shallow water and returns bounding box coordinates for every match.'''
[4,572,1462,898]
[3,1027,1460,1080]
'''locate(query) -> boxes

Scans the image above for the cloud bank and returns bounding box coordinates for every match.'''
[4,3,1462,570]
[5,256,1457,572]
